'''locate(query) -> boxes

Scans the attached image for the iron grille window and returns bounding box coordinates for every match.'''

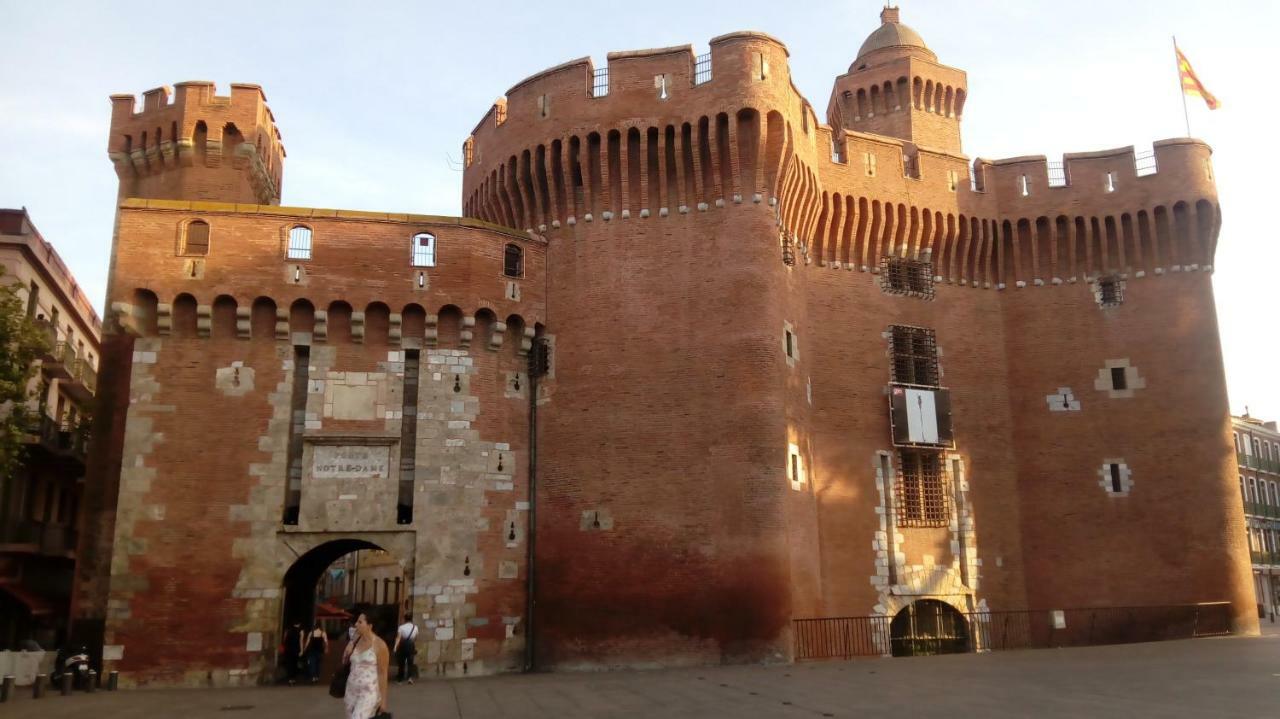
[896,450,949,527]
[286,225,312,260]
[592,67,609,98]
[694,53,712,85]
[503,243,523,278]
[183,220,210,256]
[881,256,935,299]
[1097,275,1123,307]
[1047,161,1068,187]
[889,325,939,386]
[1134,150,1158,176]
[412,232,436,267]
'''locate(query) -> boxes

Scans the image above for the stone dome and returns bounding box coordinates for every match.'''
[853,7,936,68]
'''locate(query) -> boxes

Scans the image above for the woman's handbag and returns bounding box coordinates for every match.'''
[327,661,349,699]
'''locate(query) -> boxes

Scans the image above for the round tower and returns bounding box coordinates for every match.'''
[827,6,967,154]
[107,82,285,205]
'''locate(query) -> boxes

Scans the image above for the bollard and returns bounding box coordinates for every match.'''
[61,671,73,696]
[86,670,97,693]
[108,671,119,691]
[32,674,45,699]
[1,675,13,702]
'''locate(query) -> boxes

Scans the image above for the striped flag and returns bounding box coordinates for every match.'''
[1176,46,1219,110]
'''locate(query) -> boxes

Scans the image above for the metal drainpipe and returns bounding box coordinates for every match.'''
[523,352,539,672]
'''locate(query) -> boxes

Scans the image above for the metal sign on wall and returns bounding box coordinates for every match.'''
[889,385,954,448]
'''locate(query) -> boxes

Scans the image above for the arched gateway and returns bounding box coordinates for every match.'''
[889,599,970,657]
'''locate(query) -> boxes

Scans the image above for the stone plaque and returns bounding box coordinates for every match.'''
[312,445,390,479]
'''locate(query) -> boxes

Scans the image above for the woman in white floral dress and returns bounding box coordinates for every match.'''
[343,613,390,719]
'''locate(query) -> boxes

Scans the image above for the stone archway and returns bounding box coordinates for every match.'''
[281,537,385,631]
[888,598,969,657]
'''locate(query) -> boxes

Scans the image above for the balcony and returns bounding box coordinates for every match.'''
[1237,452,1280,475]
[0,520,39,551]
[1242,501,1280,520]
[62,358,97,403]
[23,412,90,465]
[0,520,76,558]
[39,341,77,381]
[1251,551,1280,567]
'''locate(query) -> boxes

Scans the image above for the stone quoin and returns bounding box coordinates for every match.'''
[71,7,1256,687]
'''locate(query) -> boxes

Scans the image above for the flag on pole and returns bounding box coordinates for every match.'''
[1176,46,1220,110]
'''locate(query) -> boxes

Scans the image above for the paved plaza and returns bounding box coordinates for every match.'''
[4,635,1279,718]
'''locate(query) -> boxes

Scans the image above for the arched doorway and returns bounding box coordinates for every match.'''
[889,599,969,657]
[279,539,409,683]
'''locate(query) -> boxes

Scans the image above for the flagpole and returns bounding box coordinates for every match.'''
[1174,35,1191,137]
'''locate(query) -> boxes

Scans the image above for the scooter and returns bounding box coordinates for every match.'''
[52,646,91,690]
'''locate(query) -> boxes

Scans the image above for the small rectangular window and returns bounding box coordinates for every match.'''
[785,330,795,358]
[184,220,210,256]
[889,325,939,386]
[592,67,609,98]
[1111,366,1128,391]
[1109,463,1123,493]
[694,52,712,85]
[897,450,948,527]
[503,243,523,278]
[287,226,312,260]
[412,233,436,267]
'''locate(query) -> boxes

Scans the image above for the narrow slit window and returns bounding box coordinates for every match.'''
[183,220,210,256]
[412,232,436,267]
[785,329,795,359]
[864,152,877,177]
[1104,171,1116,193]
[1109,463,1123,493]
[1019,175,1030,197]
[503,243,523,278]
[287,225,312,259]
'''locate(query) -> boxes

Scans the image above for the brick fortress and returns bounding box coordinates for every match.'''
[74,8,1256,685]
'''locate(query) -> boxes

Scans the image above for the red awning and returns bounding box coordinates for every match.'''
[315,601,351,620]
[0,582,56,616]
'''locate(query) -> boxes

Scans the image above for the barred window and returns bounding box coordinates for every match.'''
[897,450,948,527]
[183,219,210,256]
[287,225,312,260]
[881,256,934,299]
[1096,275,1123,307]
[889,325,939,386]
[412,233,436,267]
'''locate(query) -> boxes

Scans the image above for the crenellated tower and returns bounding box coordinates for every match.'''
[107,82,285,205]
[827,6,967,155]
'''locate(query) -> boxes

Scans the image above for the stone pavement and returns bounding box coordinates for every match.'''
[4,635,1279,719]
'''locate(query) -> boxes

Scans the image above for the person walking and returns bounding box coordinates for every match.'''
[304,622,329,683]
[392,613,419,684]
[342,612,389,719]
[282,620,304,685]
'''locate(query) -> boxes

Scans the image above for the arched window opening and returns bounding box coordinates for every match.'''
[287,225,312,260]
[412,233,436,267]
[183,220,210,256]
[503,243,523,278]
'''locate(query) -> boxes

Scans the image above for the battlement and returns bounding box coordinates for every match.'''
[107,81,286,206]
[975,138,1215,207]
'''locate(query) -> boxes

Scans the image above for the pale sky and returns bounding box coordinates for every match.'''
[2,0,1276,418]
